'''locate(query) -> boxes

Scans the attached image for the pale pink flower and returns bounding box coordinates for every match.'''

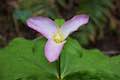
[27,15,89,62]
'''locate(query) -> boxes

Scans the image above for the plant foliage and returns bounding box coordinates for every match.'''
[0,37,120,80]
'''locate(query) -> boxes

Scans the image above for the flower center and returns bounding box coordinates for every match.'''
[53,30,64,43]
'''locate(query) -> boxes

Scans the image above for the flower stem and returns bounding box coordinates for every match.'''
[57,56,61,80]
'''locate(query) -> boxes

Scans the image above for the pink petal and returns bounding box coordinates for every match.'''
[27,16,57,39]
[45,39,65,62]
[61,15,89,39]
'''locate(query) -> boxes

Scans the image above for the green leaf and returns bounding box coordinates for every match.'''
[55,19,65,27]
[60,38,120,80]
[60,38,84,78]
[109,55,120,78]
[0,38,57,80]
[64,71,118,80]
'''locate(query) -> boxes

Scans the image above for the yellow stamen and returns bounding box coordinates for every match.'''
[53,28,64,43]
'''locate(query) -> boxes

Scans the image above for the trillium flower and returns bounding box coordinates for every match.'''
[27,15,89,62]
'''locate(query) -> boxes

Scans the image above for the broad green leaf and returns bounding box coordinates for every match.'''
[64,71,118,80]
[60,38,120,80]
[109,55,120,78]
[60,38,83,78]
[0,38,57,80]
